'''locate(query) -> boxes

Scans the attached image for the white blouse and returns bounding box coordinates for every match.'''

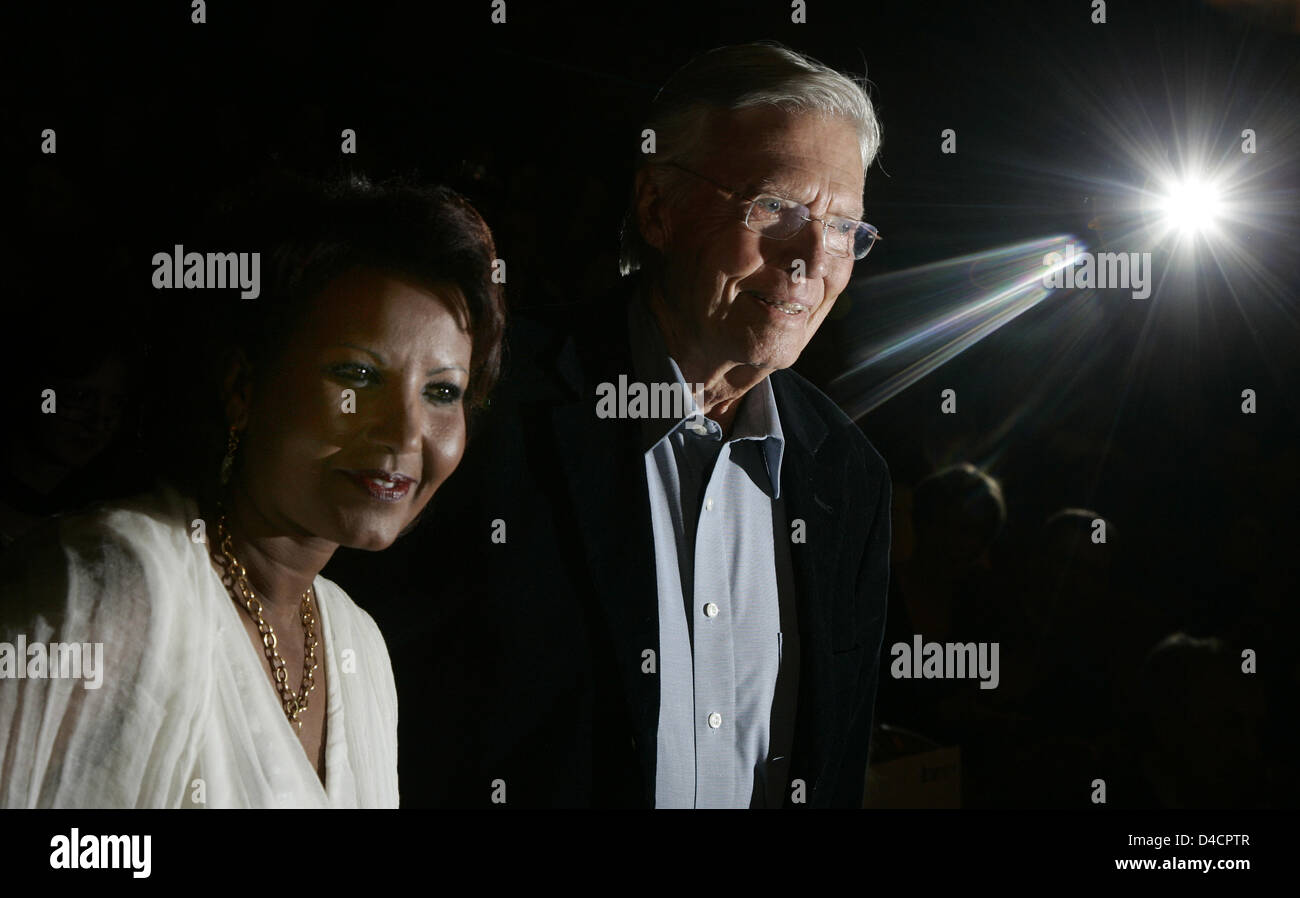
[0,485,399,808]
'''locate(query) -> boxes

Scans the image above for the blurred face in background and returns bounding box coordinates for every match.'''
[37,357,128,472]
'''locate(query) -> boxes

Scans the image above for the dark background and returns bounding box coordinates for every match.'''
[4,0,1297,807]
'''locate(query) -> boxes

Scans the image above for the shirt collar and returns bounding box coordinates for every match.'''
[627,295,786,498]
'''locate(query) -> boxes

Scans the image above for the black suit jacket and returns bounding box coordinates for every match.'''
[324,279,892,808]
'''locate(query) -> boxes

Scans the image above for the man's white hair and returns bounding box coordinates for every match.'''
[619,41,882,276]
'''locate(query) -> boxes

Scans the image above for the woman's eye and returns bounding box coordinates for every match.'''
[425,382,464,405]
[329,363,377,385]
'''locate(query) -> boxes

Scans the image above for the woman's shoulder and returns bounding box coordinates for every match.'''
[0,484,201,628]
[0,486,213,809]
[8,483,194,553]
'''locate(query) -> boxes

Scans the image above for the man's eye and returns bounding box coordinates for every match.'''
[329,363,377,385]
[754,197,784,215]
[425,383,464,405]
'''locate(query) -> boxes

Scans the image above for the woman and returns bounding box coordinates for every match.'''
[0,175,505,808]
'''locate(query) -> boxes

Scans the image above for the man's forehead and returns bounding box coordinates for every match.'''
[702,107,865,205]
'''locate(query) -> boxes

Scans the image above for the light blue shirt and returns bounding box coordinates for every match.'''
[628,299,800,809]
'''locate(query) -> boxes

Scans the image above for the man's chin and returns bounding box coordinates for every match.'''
[730,336,807,373]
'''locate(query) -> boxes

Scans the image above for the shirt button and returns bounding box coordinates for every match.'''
[703,602,719,618]
[707,712,723,729]
[705,498,714,511]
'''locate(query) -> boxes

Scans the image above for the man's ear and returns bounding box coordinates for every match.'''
[634,166,672,253]
[220,347,254,431]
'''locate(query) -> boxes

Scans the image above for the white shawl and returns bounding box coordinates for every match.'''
[0,485,399,808]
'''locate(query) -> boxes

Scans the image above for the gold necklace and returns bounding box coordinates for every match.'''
[212,514,319,729]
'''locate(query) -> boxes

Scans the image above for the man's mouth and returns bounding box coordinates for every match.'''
[746,290,809,315]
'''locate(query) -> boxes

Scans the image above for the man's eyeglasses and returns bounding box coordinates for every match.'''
[667,162,881,261]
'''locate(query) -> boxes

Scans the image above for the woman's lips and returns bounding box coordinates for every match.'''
[340,469,415,503]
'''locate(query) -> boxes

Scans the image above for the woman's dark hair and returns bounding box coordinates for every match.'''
[146,172,506,504]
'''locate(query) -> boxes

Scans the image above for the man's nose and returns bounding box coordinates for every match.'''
[784,218,833,280]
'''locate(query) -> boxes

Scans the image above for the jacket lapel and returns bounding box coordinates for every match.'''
[771,371,841,807]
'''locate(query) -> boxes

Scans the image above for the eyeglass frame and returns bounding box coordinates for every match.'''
[663,161,881,261]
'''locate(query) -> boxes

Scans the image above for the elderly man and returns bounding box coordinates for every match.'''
[326,41,891,808]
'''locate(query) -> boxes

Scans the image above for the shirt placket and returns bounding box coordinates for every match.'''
[692,439,738,808]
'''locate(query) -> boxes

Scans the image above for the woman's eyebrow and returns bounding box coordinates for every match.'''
[337,344,467,377]
[336,342,386,365]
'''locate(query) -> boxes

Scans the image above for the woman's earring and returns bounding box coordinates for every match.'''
[220,426,241,486]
